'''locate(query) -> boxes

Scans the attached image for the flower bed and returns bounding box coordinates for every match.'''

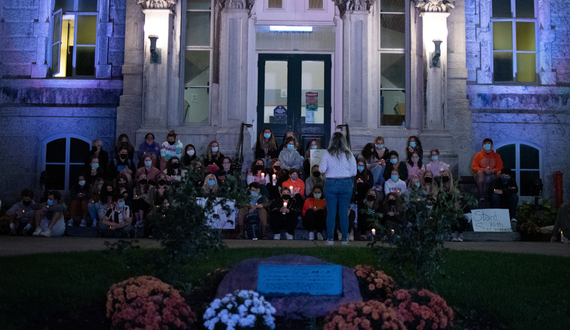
[323,300,405,330]
[203,290,276,330]
[353,264,395,302]
[386,288,454,330]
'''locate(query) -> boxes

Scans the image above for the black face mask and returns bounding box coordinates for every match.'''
[388,199,396,205]
[158,180,167,186]
[312,171,321,177]
[442,176,451,183]
[107,189,114,194]
[139,179,147,185]
[23,200,31,206]
[256,165,264,171]
[366,195,375,201]
[119,154,127,160]
[424,177,433,183]
[274,166,281,171]
[119,183,126,187]
[282,195,291,200]
[168,140,175,145]
[172,163,180,169]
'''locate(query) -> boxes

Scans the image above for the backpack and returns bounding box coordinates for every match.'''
[244,211,261,240]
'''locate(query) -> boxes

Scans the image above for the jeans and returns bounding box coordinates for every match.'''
[324,177,354,240]
[88,201,101,222]
[490,193,519,219]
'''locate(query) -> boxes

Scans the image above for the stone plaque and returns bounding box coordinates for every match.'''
[257,265,342,296]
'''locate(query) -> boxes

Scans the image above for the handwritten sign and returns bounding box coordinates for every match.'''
[196,197,236,229]
[258,265,342,296]
[310,149,325,169]
[472,209,512,232]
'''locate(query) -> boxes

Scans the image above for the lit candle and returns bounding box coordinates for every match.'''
[391,229,394,234]
[282,201,287,215]
[371,228,376,236]
[272,174,276,185]
[289,185,294,193]
[261,173,265,181]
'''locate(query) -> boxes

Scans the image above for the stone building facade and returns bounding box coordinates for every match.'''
[0,0,568,205]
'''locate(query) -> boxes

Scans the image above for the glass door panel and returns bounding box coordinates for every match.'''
[301,61,325,124]
[263,61,288,124]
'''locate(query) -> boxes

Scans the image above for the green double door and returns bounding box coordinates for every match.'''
[257,54,332,153]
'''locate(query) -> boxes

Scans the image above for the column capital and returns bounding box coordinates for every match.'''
[415,0,455,13]
[218,0,255,11]
[137,0,177,10]
[334,0,375,17]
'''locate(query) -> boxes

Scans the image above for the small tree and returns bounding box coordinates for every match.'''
[372,185,476,289]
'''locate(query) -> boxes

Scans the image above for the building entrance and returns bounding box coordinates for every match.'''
[257,54,331,154]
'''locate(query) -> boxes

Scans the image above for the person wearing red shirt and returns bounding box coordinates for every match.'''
[282,168,306,199]
[472,138,503,202]
[302,186,327,241]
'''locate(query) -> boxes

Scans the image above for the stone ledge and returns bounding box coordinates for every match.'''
[461,231,521,242]
[0,78,123,89]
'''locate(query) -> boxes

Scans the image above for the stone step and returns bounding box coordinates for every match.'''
[460,231,521,242]
[66,226,98,237]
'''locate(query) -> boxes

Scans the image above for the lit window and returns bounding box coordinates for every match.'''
[491,0,536,83]
[379,0,407,126]
[44,136,91,191]
[496,143,541,197]
[51,0,98,77]
[183,0,212,124]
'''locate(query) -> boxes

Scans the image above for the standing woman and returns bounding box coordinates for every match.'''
[255,128,279,168]
[319,132,357,246]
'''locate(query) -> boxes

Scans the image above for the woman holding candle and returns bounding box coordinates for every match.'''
[302,186,327,240]
[247,159,269,185]
[266,159,286,200]
[268,187,301,240]
[384,169,407,196]
[425,149,449,184]
[132,173,151,228]
[319,131,357,246]
[406,152,425,184]
[357,188,382,240]
[382,192,404,227]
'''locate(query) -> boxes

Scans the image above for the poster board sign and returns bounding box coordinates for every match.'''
[305,92,318,123]
[472,208,512,232]
[309,149,325,169]
[258,265,342,296]
[196,197,236,229]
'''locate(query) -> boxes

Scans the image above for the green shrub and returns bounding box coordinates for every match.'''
[516,199,558,241]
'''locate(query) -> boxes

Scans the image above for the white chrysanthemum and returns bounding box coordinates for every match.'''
[244,299,252,307]
[264,314,276,328]
[238,304,248,317]
[204,307,216,319]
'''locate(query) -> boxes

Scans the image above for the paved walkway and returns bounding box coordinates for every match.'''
[1,236,569,257]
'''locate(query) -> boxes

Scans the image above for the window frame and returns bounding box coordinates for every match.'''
[180,0,214,125]
[377,0,409,127]
[42,134,92,194]
[495,141,542,201]
[490,0,538,84]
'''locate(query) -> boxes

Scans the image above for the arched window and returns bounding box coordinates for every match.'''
[43,135,91,191]
[496,142,541,198]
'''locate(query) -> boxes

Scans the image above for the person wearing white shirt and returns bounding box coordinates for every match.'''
[384,170,407,196]
[319,132,357,246]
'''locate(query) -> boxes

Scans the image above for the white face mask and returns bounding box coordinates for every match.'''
[187,150,195,156]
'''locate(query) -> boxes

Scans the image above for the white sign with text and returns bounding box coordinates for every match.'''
[196,197,236,229]
[471,209,512,232]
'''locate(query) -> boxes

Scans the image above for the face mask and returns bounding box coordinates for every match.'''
[287,144,295,150]
[312,171,320,177]
[412,157,419,163]
[501,177,510,184]
[107,189,114,194]
[23,200,31,206]
[92,163,99,169]
[120,154,127,160]
[366,195,375,201]
[424,177,432,183]
[168,140,175,145]
[388,199,396,205]
[47,199,53,206]
[250,191,259,197]
[187,150,195,156]
[172,163,180,169]
[311,145,317,150]
[432,155,439,160]
[208,180,216,186]
[97,184,103,190]
[158,179,167,186]
[256,165,264,171]
[78,180,86,187]
[483,144,492,151]
[144,160,152,167]
[118,202,125,208]
[119,181,126,187]
[357,166,365,172]
[410,142,416,148]
[442,176,451,183]
[274,166,281,171]
[282,195,290,200]
[212,146,219,152]
[390,158,397,164]
[139,179,147,185]
[264,133,271,139]
[415,182,421,188]
[391,175,399,182]
[376,144,383,149]
[314,193,322,199]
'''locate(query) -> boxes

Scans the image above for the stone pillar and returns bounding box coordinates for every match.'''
[95,0,113,78]
[538,0,556,85]
[31,0,50,78]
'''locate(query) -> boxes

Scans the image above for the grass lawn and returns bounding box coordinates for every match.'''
[0,247,568,330]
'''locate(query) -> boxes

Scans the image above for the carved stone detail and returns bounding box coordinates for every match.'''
[218,0,255,11]
[137,0,177,10]
[334,0,375,17]
[415,0,455,12]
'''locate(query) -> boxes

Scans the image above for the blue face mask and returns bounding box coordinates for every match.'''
[314,193,322,199]
[432,155,439,160]
[483,144,492,151]
[357,166,365,172]
[410,142,416,148]
[287,144,295,150]
[208,180,216,186]
[250,191,259,197]
[264,133,271,139]
[144,160,152,167]
[46,199,53,206]
[92,163,99,169]
[415,182,421,188]
[376,144,383,149]
[391,175,399,181]
[212,147,219,152]
[311,145,317,150]
[390,158,398,164]
[501,177,510,184]
[118,202,125,208]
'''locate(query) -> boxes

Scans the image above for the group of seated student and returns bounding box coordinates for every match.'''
[7,129,519,242]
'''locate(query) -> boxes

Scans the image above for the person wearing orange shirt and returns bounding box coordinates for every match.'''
[282,168,306,199]
[302,186,327,241]
[472,138,503,202]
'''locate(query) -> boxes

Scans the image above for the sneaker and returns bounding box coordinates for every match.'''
[457,233,464,242]
[308,232,314,240]
[9,228,17,236]
[359,235,367,241]
[274,234,280,240]
[562,236,569,244]
[67,219,74,227]
[79,219,87,227]
[348,233,354,241]
[479,197,485,202]
[32,228,42,236]
[317,232,324,241]
[92,221,99,228]
[326,239,334,246]
[341,240,349,246]
[510,218,517,222]
[286,233,294,240]
[451,232,459,242]
[40,228,51,237]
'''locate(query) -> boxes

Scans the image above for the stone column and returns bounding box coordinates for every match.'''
[95,0,113,78]
[31,0,50,78]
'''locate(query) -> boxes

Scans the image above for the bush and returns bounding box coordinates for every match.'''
[106,276,196,329]
[516,200,558,241]
[203,290,276,330]
[323,300,405,330]
[353,265,395,302]
[386,288,454,330]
